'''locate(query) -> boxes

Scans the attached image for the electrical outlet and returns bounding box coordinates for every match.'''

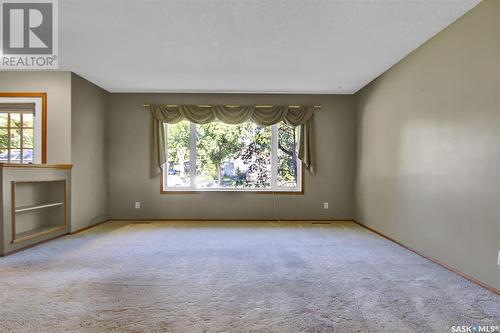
[323,202,329,209]
[497,251,500,266]
[135,202,141,209]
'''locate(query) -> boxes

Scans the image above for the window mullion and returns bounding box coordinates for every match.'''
[7,113,11,163]
[271,124,278,190]
[189,122,197,190]
[20,113,23,163]
[163,123,168,189]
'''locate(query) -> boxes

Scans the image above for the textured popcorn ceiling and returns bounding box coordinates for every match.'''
[59,0,480,93]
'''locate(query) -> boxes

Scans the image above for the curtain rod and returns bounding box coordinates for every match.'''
[143,103,321,109]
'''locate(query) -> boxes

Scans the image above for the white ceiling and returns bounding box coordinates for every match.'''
[59,0,480,94]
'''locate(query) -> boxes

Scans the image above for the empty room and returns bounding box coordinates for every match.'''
[0,0,498,332]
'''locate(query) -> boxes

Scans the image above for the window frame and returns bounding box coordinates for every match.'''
[0,93,47,164]
[160,122,304,194]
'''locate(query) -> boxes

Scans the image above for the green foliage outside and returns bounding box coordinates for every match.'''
[166,121,298,188]
[166,121,190,178]
[232,123,271,187]
[277,123,298,186]
[0,113,35,162]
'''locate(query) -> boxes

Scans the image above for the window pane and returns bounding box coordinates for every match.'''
[10,114,21,128]
[22,128,33,148]
[0,114,8,127]
[0,129,8,148]
[10,149,21,163]
[277,123,299,187]
[10,128,21,148]
[23,113,33,128]
[23,149,33,163]
[196,122,271,189]
[0,149,8,162]
[0,111,37,165]
[166,121,190,188]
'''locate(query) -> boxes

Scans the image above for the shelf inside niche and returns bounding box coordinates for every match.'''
[13,225,66,244]
[15,202,64,213]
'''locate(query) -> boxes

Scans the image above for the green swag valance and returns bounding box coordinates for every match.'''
[150,104,315,177]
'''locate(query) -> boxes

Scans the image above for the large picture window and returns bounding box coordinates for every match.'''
[163,121,302,192]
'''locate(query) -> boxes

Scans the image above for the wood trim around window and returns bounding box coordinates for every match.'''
[0,163,72,169]
[160,166,305,195]
[0,92,47,163]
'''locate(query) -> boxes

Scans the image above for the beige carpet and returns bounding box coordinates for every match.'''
[0,220,498,333]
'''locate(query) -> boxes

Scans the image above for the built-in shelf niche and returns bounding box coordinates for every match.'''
[11,180,67,244]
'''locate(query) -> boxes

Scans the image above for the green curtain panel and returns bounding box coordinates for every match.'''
[150,104,315,177]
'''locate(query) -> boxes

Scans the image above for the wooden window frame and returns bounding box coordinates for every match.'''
[0,92,47,163]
